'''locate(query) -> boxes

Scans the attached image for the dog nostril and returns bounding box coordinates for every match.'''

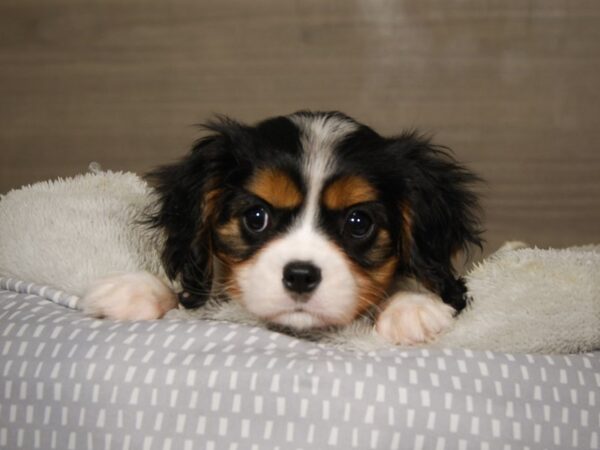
[282,261,322,295]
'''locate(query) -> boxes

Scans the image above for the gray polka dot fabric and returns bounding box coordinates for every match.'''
[1,277,599,450]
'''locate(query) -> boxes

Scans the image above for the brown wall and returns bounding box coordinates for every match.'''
[1,0,599,255]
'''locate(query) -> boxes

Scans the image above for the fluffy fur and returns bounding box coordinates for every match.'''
[1,172,598,353]
[0,169,165,294]
[137,111,482,343]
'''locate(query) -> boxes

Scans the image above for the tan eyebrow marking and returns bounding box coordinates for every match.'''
[322,175,378,210]
[246,168,303,209]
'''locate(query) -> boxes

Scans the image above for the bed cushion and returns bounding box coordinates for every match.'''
[1,277,599,450]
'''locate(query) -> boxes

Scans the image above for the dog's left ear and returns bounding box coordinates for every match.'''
[391,133,483,312]
[144,117,250,309]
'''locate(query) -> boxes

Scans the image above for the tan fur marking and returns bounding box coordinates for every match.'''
[218,260,242,300]
[218,219,239,239]
[202,186,223,223]
[220,251,262,302]
[365,229,393,262]
[247,169,302,209]
[369,257,398,287]
[322,176,378,210]
[215,218,246,261]
[350,257,399,318]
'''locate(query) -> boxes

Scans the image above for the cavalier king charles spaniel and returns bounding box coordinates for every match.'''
[81,111,482,345]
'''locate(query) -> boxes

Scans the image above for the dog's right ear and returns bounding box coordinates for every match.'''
[144,117,248,309]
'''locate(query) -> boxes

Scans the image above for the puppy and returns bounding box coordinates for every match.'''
[81,111,482,345]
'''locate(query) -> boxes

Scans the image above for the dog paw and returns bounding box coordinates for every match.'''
[375,292,455,346]
[80,272,178,320]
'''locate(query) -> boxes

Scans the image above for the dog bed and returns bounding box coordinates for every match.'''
[0,169,599,449]
[0,167,598,354]
[1,278,599,450]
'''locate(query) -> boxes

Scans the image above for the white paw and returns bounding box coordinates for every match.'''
[375,292,455,345]
[80,272,178,320]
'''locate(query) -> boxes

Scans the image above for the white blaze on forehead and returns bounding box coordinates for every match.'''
[288,113,358,229]
[233,114,361,330]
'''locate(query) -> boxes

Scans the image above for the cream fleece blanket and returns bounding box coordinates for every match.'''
[1,168,598,354]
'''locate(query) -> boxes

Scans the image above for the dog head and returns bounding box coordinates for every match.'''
[147,111,482,329]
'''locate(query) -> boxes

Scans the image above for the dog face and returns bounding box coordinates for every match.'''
[147,111,481,329]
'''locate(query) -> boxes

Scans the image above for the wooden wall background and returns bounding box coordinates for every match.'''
[1,0,599,256]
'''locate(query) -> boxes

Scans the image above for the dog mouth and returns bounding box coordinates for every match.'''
[262,300,358,330]
[265,307,330,329]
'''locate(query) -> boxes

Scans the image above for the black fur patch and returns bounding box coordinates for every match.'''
[145,111,483,313]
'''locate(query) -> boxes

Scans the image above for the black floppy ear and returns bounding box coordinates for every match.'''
[144,117,248,309]
[394,133,483,312]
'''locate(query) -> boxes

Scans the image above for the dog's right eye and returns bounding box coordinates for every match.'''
[243,206,270,233]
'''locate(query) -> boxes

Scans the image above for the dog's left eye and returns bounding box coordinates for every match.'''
[344,209,374,239]
[243,206,270,233]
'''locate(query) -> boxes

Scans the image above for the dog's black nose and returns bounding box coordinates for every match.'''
[282,261,322,295]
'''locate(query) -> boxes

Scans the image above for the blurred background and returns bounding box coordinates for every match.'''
[1,0,599,256]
